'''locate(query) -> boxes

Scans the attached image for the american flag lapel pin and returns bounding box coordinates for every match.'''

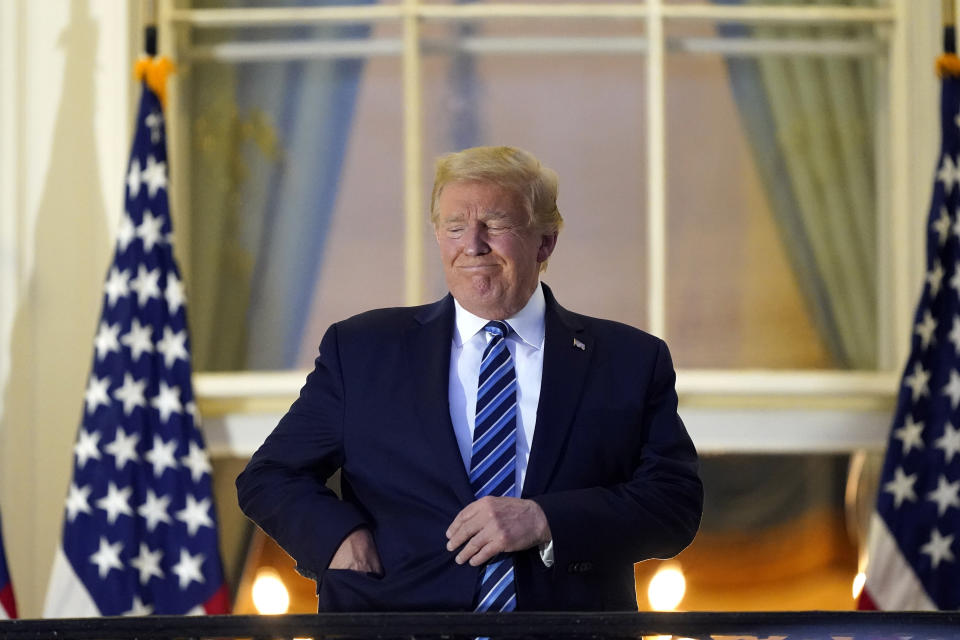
[573,338,586,351]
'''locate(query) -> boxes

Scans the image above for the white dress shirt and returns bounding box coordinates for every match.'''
[448,283,545,491]
[448,284,554,564]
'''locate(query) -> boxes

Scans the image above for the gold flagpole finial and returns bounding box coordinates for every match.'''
[939,0,960,75]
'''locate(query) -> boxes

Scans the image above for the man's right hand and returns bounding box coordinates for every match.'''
[328,527,384,575]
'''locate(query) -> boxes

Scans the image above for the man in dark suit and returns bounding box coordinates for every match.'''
[236,146,702,612]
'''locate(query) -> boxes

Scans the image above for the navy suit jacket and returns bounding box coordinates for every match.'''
[236,284,702,611]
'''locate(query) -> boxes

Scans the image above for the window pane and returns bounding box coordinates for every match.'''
[185,19,404,372]
[664,18,883,369]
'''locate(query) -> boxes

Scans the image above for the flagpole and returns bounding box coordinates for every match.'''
[144,0,157,56]
[945,0,956,54]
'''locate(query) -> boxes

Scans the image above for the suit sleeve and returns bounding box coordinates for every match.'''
[236,323,368,580]
[530,338,703,573]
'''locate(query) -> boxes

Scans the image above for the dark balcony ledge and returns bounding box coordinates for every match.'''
[1,611,960,640]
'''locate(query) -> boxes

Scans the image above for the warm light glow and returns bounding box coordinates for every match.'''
[647,566,686,611]
[252,568,290,614]
[852,572,867,600]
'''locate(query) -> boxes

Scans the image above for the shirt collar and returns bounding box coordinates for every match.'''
[453,283,546,350]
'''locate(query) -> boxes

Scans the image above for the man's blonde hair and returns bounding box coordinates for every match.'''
[430,145,563,235]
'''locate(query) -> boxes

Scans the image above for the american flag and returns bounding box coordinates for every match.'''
[858,68,960,610]
[0,511,15,619]
[43,70,229,617]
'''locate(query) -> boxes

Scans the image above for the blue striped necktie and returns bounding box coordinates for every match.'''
[471,320,518,613]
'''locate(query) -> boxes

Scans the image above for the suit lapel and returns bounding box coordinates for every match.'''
[522,285,593,497]
[405,295,477,506]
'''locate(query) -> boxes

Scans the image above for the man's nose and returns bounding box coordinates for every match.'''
[463,226,490,256]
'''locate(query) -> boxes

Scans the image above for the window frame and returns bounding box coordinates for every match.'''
[158,0,927,456]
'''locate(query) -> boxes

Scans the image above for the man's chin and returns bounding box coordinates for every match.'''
[452,285,530,321]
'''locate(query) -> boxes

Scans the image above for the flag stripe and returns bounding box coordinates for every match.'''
[861,513,936,611]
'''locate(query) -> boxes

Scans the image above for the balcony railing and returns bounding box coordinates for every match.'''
[1,611,960,640]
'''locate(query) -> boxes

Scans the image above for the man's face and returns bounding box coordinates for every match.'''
[434,180,558,320]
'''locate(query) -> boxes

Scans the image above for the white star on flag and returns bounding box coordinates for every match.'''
[95,482,133,525]
[137,489,173,532]
[935,422,960,463]
[103,267,130,307]
[157,327,188,369]
[934,206,952,245]
[130,543,164,585]
[176,495,214,537]
[894,416,925,455]
[181,442,212,483]
[104,427,140,470]
[171,549,205,590]
[151,381,182,423]
[145,111,162,143]
[65,483,93,522]
[915,310,938,350]
[165,273,186,314]
[939,154,959,193]
[94,322,122,361]
[123,596,153,617]
[920,529,956,569]
[144,435,178,478]
[129,265,161,307]
[84,375,112,414]
[943,369,960,409]
[89,537,124,579]
[136,210,165,252]
[121,318,154,361]
[126,158,142,199]
[142,155,168,199]
[927,475,960,517]
[112,374,147,416]
[884,466,918,508]
[116,214,136,253]
[904,363,931,401]
[73,428,102,469]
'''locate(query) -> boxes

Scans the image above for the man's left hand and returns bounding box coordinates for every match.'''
[445,496,552,566]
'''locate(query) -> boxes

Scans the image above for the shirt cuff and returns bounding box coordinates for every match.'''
[538,539,554,567]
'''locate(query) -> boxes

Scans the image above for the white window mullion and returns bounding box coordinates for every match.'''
[878,0,917,372]
[158,0,191,278]
[647,0,667,339]
[403,0,425,305]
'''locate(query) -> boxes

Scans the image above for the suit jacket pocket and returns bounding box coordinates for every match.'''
[317,568,385,612]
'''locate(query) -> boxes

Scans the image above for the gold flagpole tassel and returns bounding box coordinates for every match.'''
[939,0,960,76]
[134,56,176,109]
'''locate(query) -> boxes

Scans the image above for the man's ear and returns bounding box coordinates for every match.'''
[537,232,559,263]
